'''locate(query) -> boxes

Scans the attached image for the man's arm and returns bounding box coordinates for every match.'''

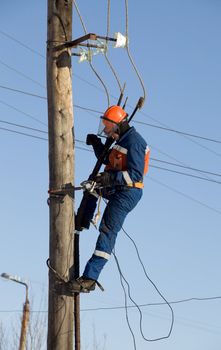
[86,134,110,164]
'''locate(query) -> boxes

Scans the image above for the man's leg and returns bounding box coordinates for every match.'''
[83,189,142,281]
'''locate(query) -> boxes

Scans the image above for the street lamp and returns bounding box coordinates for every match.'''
[1,272,30,350]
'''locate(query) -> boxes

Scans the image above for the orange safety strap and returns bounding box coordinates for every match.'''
[127,182,144,189]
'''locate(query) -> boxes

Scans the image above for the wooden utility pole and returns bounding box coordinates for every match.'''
[47,1,75,349]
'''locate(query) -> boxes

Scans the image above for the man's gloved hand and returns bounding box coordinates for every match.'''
[86,134,101,146]
[95,172,115,188]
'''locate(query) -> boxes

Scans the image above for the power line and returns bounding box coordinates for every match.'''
[0,30,45,58]
[151,157,221,178]
[1,83,221,146]
[135,120,221,145]
[148,176,221,216]
[0,295,220,313]
[150,165,221,185]
[1,119,221,180]
[0,120,47,134]
[1,31,221,150]
[0,127,48,141]
[1,124,221,186]
[0,100,47,126]
[0,59,45,89]
[0,84,47,99]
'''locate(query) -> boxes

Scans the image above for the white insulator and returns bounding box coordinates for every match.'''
[114,32,128,48]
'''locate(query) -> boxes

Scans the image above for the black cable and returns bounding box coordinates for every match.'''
[1,82,221,146]
[1,30,221,148]
[0,59,45,89]
[0,127,48,141]
[1,295,221,313]
[151,157,221,178]
[0,30,45,58]
[102,196,174,343]
[122,227,174,341]
[135,120,221,145]
[0,84,47,99]
[1,124,221,186]
[113,251,137,350]
[113,249,174,342]
[150,164,221,185]
[148,176,221,216]
[3,117,220,182]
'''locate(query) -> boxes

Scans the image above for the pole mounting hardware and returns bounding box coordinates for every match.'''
[54,32,127,62]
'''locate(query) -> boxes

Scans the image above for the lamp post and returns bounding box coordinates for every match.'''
[1,273,30,350]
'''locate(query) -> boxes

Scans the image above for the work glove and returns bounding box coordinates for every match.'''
[94,172,115,188]
[86,134,102,146]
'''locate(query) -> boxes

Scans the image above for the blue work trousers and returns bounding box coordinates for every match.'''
[83,188,142,281]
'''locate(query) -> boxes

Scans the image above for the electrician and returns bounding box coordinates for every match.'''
[66,105,150,293]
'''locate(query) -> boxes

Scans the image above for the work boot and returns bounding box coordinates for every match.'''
[65,276,97,294]
[65,276,104,295]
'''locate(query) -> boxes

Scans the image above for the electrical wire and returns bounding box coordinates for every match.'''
[1,123,221,187]
[0,127,48,141]
[0,99,47,126]
[0,30,45,58]
[124,0,146,103]
[103,0,123,94]
[1,118,221,183]
[113,251,137,350]
[135,120,221,145]
[113,250,174,343]
[1,295,221,313]
[148,175,221,215]
[122,227,174,340]
[1,82,220,147]
[0,84,47,99]
[151,157,221,178]
[150,164,221,185]
[0,59,45,89]
[0,120,47,134]
[73,0,110,106]
[101,199,174,343]
[2,30,221,156]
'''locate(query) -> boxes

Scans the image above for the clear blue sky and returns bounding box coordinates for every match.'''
[0,1,221,349]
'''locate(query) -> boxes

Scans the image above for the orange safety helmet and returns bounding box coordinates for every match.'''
[98,106,128,137]
[103,106,127,124]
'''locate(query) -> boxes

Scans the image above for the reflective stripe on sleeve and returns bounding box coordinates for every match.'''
[94,250,111,260]
[145,145,150,154]
[122,170,133,185]
[113,145,128,154]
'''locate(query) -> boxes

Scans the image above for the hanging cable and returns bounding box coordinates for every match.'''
[113,251,137,350]
[103,0,123,94]
[73,0,110,106]
[121,227,174,341]
[113,249,174,343]
[124,0,146,103]
[102,196,174,343]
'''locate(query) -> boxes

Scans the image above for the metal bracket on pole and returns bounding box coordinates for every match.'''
[53,32,128,62]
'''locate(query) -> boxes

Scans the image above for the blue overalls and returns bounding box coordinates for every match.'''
[82,127,149,281]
